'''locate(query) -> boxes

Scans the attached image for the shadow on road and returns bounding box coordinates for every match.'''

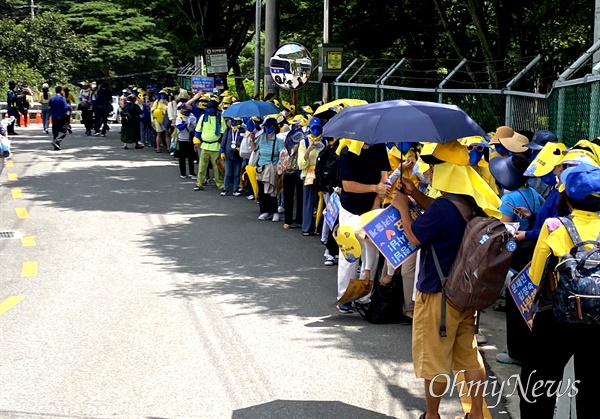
[231,400,396,419]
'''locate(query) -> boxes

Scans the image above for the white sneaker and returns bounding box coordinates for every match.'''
[247,195,255,200]
[278,206,285,213]
[324,255,335,266]
[272,213,280,222]
[258,213,271,221]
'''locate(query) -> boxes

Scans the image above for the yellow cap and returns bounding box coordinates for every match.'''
[282,100,295,114]
[459,136,488,147]
[560,140,600,167]
[292,115,308,126]
[220,90,232,97]
[222,96,233,104]
[524,142,567,177]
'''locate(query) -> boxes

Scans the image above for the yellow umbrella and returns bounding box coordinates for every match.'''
[314,191,325,234]
[313,99,367,118]
[245,165,259,197]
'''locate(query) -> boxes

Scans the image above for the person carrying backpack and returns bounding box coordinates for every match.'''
[518,163,600,419]
[390,140,503,419]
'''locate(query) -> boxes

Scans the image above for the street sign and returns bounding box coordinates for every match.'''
[191,76,214,92]
[205,48,228,75]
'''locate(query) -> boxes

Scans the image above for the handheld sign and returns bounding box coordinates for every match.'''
[508,262,538,331]
[363,205,418,269]
[324,192,341,230]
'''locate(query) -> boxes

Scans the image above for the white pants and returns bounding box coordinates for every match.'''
[336,205,380,300]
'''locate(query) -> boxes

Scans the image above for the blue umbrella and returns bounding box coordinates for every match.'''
[321,99,486,145]
[222,100,280,118]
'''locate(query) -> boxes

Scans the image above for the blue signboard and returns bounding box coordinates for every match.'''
[508,262,538,330]
[364,205,418,269]
[191,76,214,92]
[324,192,341,230]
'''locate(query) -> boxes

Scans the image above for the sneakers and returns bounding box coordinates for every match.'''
[278,206,285,213]
[220,190,230,196]
[247,195,255,200]
[496,352,522,365]
[258,213,272,221]
[272,213,280,222]
[232,191,242,197]
[94,132,101,136]
[51,140,61,150]
[476,332,488,345]
[194,186,204,191]
[180,175,187,179]
[324,255,335,266]
[189,175,197,180]
[337,302,354,314]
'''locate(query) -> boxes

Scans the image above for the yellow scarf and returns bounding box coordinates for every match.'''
[336,138,365,156]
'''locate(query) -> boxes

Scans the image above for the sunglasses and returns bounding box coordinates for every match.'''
[467,145,485,152]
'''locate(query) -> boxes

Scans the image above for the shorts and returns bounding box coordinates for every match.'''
[412,291,483,383]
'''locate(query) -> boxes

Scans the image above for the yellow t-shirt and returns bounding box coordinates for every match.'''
[530,210,600,285]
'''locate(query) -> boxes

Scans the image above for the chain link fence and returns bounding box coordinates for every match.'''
[548,79,600,146]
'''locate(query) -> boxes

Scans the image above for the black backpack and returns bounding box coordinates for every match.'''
[314,144,339,192]
[354,259,405,324]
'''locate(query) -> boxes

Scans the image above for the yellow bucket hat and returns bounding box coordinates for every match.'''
[431,140,470,166]
[432,163,502,218]
[524,142,567,177]
[291,115,308,127]
[413,143,436,174]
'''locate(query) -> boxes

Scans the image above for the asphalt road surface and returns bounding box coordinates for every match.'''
[0,125,494,419]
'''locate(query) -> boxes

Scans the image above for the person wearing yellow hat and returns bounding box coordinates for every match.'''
[390,140,501,419]
[151,89,170,152]
[459,136,499,196]
[520,162,600,419]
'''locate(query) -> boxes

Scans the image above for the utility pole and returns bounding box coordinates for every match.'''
[594,0,600,74]
[254,0,262,99]
[30,0,35,18]
[263,0,278,99]
[322,0,330,102]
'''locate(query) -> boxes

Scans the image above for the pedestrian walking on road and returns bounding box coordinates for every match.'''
[48,86,70,150]
[120,95,143,150]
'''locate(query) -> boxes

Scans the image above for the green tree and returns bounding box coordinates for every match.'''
[63,1,173,79]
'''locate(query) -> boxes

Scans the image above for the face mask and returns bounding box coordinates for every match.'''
[540,171,557,186]
[494,144,509,156]
[399,142,411,154]
[230,120,238,127]
[264,126,275,135]
[310,126,322,136]
[469,150,484,166]
[246,120,257,132]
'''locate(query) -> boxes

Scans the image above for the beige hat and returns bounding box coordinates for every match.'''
[178,88,189,100]
[490,126,514,145]
[499,132,530,153]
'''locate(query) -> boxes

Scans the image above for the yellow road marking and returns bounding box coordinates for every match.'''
[454,371,493,419]
[5,160,14,167]
[15,207,29,219]
[0,296,25,315]
[21,261,38,277]
[21,236,36,247]
[7,173,17,181]
[11,188,23,198]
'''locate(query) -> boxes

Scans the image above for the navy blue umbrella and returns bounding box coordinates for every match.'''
[222,100,280,118]
[321,99,486,145]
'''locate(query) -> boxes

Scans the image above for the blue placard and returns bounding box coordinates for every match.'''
[324,192,341,230]
[191,76,214,92]
[508,263,538,330]
[364,205,418,269]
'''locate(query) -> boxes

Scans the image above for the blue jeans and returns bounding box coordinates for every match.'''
[141,120,154,145]
[224,157,242,192]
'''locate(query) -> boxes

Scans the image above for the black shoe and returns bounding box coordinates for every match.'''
[400,316,413,326]
[124,145,129,150]
[135,144,143,149]
[51,140,61,150]
[68,129,72,134]
[194,186,204,191]
[8,132,18,135]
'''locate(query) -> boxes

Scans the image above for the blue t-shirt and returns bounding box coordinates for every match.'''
[412,198,467,294]
[499,187,544,231]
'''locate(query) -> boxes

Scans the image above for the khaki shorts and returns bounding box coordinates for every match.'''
[412,291,483,383]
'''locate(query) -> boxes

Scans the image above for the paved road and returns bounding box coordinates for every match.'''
[1,126,490,419]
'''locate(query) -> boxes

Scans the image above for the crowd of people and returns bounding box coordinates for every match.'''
[5,79,600,418]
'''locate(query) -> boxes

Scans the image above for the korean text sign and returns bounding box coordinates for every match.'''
[508,262,538,331]
[364,205,418,269]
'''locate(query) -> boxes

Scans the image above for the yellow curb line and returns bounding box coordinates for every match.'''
[21,236,36,247]
[15,208,29,219]
[11,188,23,199]
[21,261,38,277]
[0,296,25,315]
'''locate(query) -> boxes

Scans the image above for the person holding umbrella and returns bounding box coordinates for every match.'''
[391,140,501,419]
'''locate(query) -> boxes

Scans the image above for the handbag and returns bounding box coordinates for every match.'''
[304,165,316,185]
[276,145,299,175]
[240,133,253,159]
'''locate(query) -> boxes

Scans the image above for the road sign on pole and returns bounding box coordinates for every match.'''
[205,48,228,75]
